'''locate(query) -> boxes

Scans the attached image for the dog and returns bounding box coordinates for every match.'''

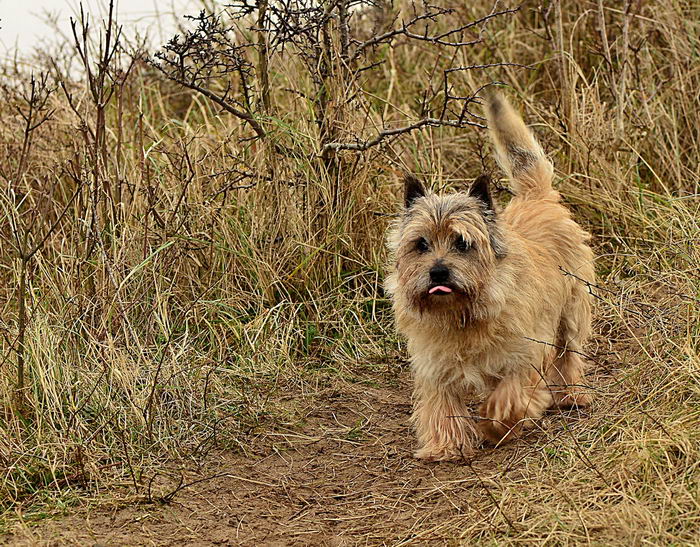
[385,91,594,461]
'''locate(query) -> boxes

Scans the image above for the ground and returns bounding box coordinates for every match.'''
[2,369,597,546]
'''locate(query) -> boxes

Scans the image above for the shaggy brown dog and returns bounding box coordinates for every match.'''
[386,91,594,461]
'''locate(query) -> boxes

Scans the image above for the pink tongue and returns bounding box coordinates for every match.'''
[429,285,453,294]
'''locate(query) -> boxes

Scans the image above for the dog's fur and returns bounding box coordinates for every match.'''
[385,91,594,461]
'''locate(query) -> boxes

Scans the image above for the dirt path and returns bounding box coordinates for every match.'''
[5,373,572,546]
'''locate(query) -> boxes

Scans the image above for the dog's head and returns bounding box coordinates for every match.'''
[387,174,506,318]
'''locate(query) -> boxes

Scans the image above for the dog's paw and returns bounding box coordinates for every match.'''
[414,443,473,462]
[477,418,520,445]
[477,401,525,445]
[553,388,593,409]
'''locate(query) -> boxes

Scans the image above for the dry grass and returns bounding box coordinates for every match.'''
[1,0,698,544]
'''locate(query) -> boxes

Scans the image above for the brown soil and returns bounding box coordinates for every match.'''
[4,372,588,546]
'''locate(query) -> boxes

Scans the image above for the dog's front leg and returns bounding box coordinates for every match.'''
[478,367,553,444]
[411,373,476,461]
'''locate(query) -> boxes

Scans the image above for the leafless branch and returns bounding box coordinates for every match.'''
[321,116,485,154]
[350,4,521,62]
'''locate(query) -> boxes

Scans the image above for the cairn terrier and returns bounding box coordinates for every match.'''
[386,91,594,461]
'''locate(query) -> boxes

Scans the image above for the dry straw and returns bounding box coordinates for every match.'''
[0,0,697,543]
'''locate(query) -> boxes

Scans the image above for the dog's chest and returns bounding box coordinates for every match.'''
[409,322,528,387]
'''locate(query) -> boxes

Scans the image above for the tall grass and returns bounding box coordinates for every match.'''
[1,0,698,541]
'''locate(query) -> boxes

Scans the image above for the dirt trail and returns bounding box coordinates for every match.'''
[5,374,560,546]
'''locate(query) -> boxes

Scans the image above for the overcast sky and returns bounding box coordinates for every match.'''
[0,0,204,56]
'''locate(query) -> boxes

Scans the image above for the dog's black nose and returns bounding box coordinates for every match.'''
[429,264,450,283]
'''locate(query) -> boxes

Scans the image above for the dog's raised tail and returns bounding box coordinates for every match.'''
[484,90,554,197]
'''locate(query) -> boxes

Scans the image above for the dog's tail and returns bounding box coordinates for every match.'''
[484,90,554,197]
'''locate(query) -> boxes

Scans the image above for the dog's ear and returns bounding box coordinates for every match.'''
[404,174,426,208]
[470,174,506,258]
[468,174,494,212]
[488,227,508,259]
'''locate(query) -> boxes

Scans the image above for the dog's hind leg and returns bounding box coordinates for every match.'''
[548,283,594,408]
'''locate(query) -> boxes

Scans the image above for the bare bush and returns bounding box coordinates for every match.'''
[152,1,517,161]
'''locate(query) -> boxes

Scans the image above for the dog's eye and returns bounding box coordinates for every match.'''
[415,238,430,253]
[455,235,471,252]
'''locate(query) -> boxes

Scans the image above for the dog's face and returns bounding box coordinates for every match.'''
[388,175,506,316]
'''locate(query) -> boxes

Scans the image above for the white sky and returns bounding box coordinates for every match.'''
[0,0,206,56]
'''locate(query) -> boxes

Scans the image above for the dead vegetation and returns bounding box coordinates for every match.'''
[0,0,698,544]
